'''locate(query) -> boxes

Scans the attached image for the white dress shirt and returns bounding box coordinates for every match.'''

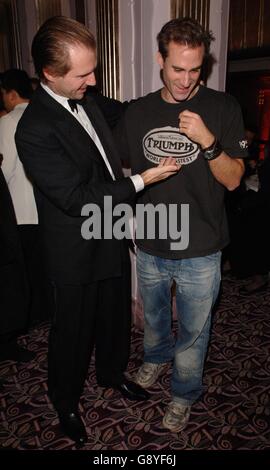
[0,103,38,225]
[41,83,144,192]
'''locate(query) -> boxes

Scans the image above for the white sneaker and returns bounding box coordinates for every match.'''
[162,401,191,433]
[135,362,167,388]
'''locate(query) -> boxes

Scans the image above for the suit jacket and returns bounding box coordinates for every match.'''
[86,86,126,129]
[15,87,135,284]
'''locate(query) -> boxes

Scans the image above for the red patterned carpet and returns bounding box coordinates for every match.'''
[0,274,270,453]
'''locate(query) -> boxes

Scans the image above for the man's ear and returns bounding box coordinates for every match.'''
[9,89,18,103]
[156,51,164,69]
[43,68,57,82]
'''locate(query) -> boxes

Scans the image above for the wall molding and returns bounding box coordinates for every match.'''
[96,0,119,99]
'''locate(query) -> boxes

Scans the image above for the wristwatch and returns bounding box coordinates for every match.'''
[202,138,223,161]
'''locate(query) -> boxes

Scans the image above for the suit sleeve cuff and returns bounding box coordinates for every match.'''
[129,174,145,193]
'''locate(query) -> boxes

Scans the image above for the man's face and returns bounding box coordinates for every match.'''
[45,44,97,99]
[157,41,204,103]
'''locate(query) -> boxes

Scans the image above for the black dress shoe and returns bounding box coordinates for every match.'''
[58,411,87,446]
[115,379,151,401]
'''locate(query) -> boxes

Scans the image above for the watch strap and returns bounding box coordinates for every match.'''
[202,138,223,161]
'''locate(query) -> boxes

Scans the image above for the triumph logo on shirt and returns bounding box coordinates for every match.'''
[143,126,200,165]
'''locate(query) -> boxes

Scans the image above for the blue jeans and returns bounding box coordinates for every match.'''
[136,249,221,406]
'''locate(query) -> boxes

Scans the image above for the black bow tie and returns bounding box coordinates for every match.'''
[67,98,85,113]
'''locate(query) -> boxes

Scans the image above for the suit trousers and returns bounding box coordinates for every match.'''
[48,250,131,413]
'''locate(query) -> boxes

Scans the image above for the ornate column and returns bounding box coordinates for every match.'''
[171,0,210,30]
[95,0,119,98]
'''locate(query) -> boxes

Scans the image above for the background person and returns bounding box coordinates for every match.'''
[0,160,33,362]
[0,69,51,328]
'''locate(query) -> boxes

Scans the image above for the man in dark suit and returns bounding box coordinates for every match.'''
[15,16,179,446]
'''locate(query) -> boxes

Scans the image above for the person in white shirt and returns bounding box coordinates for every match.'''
[0,69,49,330]
[0,70,37,226]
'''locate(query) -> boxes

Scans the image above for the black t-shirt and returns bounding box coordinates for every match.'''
[116,86,248,259]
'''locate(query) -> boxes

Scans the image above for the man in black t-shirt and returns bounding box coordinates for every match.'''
[116,18,247,433]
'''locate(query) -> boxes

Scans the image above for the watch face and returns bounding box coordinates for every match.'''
[204,150,215,160]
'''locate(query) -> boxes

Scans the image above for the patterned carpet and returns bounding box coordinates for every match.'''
[0,273,270,453]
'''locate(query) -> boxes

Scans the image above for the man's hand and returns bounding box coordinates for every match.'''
[141,157,181,186]
[179,110,214,149]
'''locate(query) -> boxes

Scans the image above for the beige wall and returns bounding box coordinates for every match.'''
[118,0,170,100]
[208,0,230,91]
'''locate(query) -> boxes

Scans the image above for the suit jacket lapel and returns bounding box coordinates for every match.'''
[82,96,124,179]
[36,87,121,178]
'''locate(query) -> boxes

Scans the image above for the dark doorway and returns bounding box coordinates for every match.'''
[226,69,270,158]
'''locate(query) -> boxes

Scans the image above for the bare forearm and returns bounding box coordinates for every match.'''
[141,157,181,186]
[208,153,245,191]
[178,110,245,190]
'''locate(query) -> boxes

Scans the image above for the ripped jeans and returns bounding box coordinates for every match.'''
[136,249,221,405]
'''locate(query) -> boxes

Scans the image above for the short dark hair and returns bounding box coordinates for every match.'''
[0,69,33,99]
[157,17,214,60]
[32,16,96,79]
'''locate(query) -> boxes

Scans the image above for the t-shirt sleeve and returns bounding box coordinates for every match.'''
[220,95,248,159]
